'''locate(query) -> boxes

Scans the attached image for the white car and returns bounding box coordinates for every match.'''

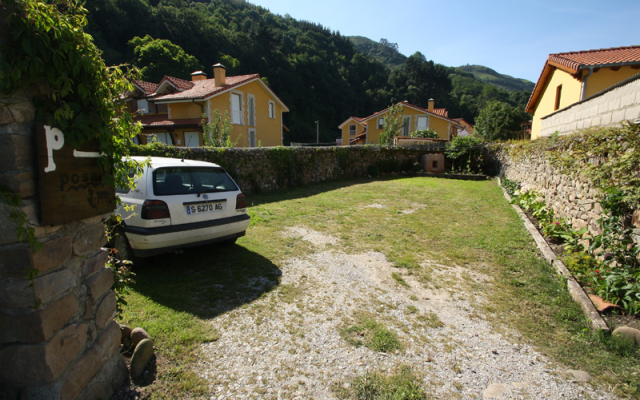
[113,156,250,259]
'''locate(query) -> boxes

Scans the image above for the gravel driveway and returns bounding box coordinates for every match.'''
[197,226,618,400]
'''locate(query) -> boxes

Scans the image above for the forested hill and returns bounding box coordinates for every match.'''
[348,36,407,68]
[457,65,535,92]
[83,0,529,142]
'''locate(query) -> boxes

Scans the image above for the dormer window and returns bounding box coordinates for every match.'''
[137,99,149,114]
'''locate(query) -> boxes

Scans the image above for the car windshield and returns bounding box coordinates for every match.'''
[153,167,238,196]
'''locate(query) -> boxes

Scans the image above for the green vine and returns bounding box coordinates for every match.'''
[0,186,42,308]
[0,0,145,193]
[500,122,640,206]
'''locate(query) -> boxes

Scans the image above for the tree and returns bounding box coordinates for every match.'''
[475,101,526,141]
[128,35,202,82]
[202,111,236,147]
[379,104,404,145]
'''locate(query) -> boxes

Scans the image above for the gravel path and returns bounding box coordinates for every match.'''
[196,227,619,400]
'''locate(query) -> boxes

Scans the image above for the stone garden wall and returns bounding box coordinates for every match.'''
[0,91,126,398]
[133,145,445,196]
[486,147,605,236]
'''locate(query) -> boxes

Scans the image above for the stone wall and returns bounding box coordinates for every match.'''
[0,94,125,398]
[540,73,640,138]
[486,147,604,236]
[132,145,444,196]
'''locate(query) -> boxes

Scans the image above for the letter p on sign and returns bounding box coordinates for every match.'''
[44,126,64,173]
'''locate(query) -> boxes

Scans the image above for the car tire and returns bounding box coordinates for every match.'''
[114,228,140,266]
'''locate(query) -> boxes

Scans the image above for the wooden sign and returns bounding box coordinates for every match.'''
[36,125,115,226]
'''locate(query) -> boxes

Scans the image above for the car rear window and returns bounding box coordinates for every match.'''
[153,167,238,196]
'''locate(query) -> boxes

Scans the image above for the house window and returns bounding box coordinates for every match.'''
[149,132,170,145]
[402,116,411,136]
[554,85,562,111]
[268,100,276,119]
[416,116,428,130]
[249,129,257,147]
[377,118,384,129]
[349,124,357,136]
[231,92,243,124]
[184,131,200,148]
[137,99,149,114]
[248,95,256,127]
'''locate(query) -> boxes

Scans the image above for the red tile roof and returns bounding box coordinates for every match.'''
[526,46,640,113]
[431,108,449,118]
[338,116,367,128]
[133,80,159,95]
[129,73,289,111]
[349,131,367,145]
[548,46,640,72]
[361,101,458,124]
[153,74,257,101]
[161,75,196,91]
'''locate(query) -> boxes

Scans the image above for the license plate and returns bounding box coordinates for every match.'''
[186,202,225,215]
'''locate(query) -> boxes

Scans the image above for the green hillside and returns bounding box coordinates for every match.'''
[347,36,407,68]
[457,65,535,92]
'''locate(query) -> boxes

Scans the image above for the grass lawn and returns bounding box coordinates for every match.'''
[119,176,640,399]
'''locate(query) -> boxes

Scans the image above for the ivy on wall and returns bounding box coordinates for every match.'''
[499,122,640,207]
[0,0,144,190]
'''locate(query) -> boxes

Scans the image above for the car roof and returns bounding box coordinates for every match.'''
[125,156,222,169]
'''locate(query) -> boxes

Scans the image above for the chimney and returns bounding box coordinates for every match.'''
[191,71,207,82]
[428,98,434,111]
[213,63,226,86]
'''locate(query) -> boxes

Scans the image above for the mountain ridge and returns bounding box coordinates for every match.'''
[347,36,534,92]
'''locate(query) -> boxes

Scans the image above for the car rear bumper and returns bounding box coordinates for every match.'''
[123,214,250,257]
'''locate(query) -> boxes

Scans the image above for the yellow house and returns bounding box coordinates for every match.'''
[339,100,459,145]
[526,46,640,139]
[126,63,289,147]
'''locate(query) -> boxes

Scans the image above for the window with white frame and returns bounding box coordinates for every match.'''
[249,129,257,147]
[377,118,384,129]
[137,99,149,114]
[349,124,357,136]
[248,95,256,127]
[184,131,200,148]
[268,100,276,119]
[416,116,429,130]
[402,116,411,136]
[231,92,243,124]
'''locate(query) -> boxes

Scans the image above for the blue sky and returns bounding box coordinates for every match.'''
[252,0,640,83]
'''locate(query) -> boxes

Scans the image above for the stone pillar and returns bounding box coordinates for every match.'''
[0,26,126,400]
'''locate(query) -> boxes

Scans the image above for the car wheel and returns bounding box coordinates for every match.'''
[114,228,139,266]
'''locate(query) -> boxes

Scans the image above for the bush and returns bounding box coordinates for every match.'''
[410,128,438,139]
[445,136,483,173]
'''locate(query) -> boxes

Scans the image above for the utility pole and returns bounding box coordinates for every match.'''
[315,120,319,143]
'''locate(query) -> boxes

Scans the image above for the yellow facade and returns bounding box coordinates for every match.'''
[340,119,365,145]
[582,66,640,98]
[530,66,640,139]
[169,102,203,119]
[530,68,582,140]
[206,80,284,147]
[138,79,285,148]
[364,106,453,144]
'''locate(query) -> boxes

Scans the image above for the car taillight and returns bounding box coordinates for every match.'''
[141,200,171,220]
[236,193,247,209]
